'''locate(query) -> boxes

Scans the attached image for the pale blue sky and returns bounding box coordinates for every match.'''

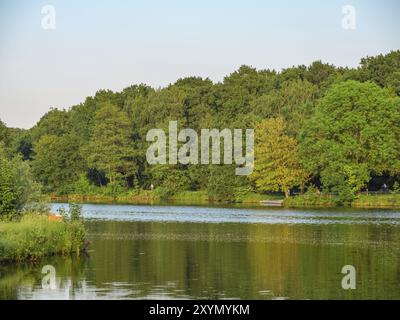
[0,0,399,128]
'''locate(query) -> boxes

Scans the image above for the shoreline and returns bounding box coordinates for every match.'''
[48,192,400,209]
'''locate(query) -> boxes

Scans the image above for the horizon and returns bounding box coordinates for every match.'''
[1,0,400,129]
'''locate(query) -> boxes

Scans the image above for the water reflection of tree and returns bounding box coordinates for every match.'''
[0,256,88,300]
[87,220,400,299]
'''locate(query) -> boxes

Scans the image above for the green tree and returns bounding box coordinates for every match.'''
[0,145,16,216]
[0,144,45,218]
[250,117,308,197]
[207,165,250,202]
[86,103,137,187]
[300,80,400,201]
[250,80,318,134]
[305,60,338,89]
[0,120,8,143]
[359,50,400,94]
[8,129,33,160]
[32,134,85,193]
[31,108,71,141]
[149,165,191,198]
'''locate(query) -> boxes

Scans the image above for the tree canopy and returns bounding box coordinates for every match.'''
[251,117,308,197]
[3,50,400,202]
[300,80,400,201]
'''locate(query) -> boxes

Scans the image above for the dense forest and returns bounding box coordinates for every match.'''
[1,50,400,205]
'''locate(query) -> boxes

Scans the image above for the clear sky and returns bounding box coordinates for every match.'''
[0,0,399,128]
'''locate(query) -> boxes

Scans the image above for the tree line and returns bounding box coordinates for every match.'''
[1,50,399,204]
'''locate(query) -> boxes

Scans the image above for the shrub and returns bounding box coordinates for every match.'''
[393,181,400,193]
[0,214,87,263]
[57,204,83,222]
[0,144,47,219]
[207,165,251,202]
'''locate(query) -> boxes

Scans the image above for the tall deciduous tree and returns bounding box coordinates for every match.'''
[0,144,44,217]
[86,103,137,186]
[299,80,400,199]
[0,119,10,150]
[31,108,71,140]
[251,117,308,197]
[32,134,84,193]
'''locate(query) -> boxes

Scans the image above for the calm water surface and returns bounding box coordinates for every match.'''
[1,203,399,300]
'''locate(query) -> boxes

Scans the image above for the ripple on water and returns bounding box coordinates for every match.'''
[51,203,400,225]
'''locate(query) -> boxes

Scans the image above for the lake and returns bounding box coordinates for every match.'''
[1,203,399,300]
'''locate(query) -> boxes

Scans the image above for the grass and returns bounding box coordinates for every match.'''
[169,191,210,203]
[49,190,284,205]
[240,192,284,202]
[0,214,87,263]
[49,190,400,208]
[352,194,400,208]
[49,191,155,204]
[284,194,335,208]
[284,193,400,208]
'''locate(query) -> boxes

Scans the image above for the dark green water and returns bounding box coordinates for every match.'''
[0,204,399,300]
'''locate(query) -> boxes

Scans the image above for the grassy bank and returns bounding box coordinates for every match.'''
[352,194,400,208]
[284,193,400,209]
[284,195,335,208]
[0,214,87,263]
[49,190,283,205]
[49,191,400,209]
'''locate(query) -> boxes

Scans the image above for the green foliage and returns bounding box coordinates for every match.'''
[0,149,16,217]
[250,79,317,129]
[3,51,399,206]
[31,108,71,141]
[352,193,400,208]
[102,175,126,197]
[150,165,191,199]
[32,134,85,194]
[300,80,400,201]
[358,51,400,95]
[73,174,92,195]
[9,129,33,160]
[304,60,338,89]
[86,103,137,188]
[284,185,337,207]
[0,144,46,219]
[57,204,83,222]
[0,120,9,146]
[393,181,400,193]
[0,214,86,263]
[206,165,250,202]
[251,117,308,197]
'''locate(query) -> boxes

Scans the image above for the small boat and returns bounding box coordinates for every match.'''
[260,200,284,207]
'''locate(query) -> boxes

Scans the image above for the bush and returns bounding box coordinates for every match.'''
[0,214,87,263]
[352,194,400,208]
[284,185,335,207]
[206,165,251,202]
[150,165,191,199]
[0,145,47,219]
[332,183,356,206]
[73,174,93,195]
[393,181,400,193]
[57,203,83,222]
[154,186,175,199]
